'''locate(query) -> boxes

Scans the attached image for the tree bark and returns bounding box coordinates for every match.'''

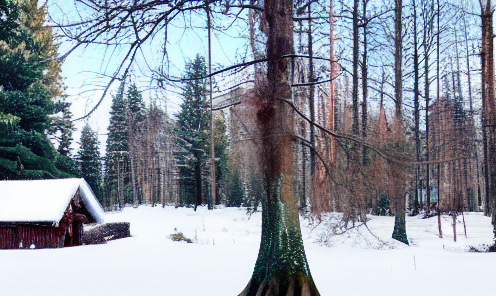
[207,2,216,210]
[328,0,337,165]
[352,0,360,136]
[240,0,319,295]
[361,0,369,165]
[413,0,420,216]
[480,0,496,239]
[463,15,482,210]
[308,0,316,176]
[436,0,442,238]
[391,0,409,246]
[424,1,433,216]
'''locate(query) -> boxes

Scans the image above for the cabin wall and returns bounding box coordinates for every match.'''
[0,226,64,249]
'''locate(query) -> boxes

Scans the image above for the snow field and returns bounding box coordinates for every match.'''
[0,206,494,296]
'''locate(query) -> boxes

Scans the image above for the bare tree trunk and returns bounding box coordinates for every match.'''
[391,0,409,246]
[424,4,432,217]
[207,2,216,210]
[481,1,496,239]
[436,0,442,238]
[240,0,319,294]
[328,0,337,165]
[308,0,316,176]
[438,163,443,238]
[453,160,457,242]
[463,14,482,210]
[361,0,369,165]
[352,0,360,136]
[413,0,421,216]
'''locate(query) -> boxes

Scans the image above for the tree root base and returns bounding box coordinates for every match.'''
[239,274,320,296]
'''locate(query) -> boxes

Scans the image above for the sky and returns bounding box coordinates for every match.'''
[46,1,249,156]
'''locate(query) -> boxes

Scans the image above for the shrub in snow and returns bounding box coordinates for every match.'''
[169,232,193,243]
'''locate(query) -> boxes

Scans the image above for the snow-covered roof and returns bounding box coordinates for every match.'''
[0,178,105,224]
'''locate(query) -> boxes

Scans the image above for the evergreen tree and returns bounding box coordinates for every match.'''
[227,169,243,207]
[78,124,103,204]
[127,84,146,124]
[51,101,75,157]
[213,112,228,205]
[18,0,63,98]
[126,83,146,205]
[176,54,210,209]
[0,0,75,180]
[104,87,129,209]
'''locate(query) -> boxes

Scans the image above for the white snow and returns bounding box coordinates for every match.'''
[0,178,104,223]
[0,206,494,296]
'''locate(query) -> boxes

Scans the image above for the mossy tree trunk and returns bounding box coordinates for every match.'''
[390,0,409,246]
[239,0,319,295]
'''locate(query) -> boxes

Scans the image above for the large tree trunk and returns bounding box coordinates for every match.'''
[391,0,409,246]
[239,0,319,295]
[413,0,420,216]
[481,0,496,239]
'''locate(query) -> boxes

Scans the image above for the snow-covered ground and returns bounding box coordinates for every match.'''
[0,206,494,296]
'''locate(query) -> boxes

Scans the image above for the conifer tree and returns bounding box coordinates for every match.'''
[51,101,75,157]
[18,0,63,98]
[213,112,228,206]
[127,84,146,123]
[104,87,129,208]
[78,124,103,204]
[176,54,210,209]
[0,0,74,179]
[126,83,146,206]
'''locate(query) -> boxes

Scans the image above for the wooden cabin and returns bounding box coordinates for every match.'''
[0,178,105,249]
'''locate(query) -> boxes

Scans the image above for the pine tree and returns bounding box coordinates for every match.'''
[0,0,76,180]
[126,83,146,206]
[78,124,103,204]
[18,0,63,98]
[104,87,129,209]
[127,84,146,123]
[213,112,228,206]
[51,101,75,157]
[176,54,210,209]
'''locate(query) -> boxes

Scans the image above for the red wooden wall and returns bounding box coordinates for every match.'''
[0,225,64,249]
